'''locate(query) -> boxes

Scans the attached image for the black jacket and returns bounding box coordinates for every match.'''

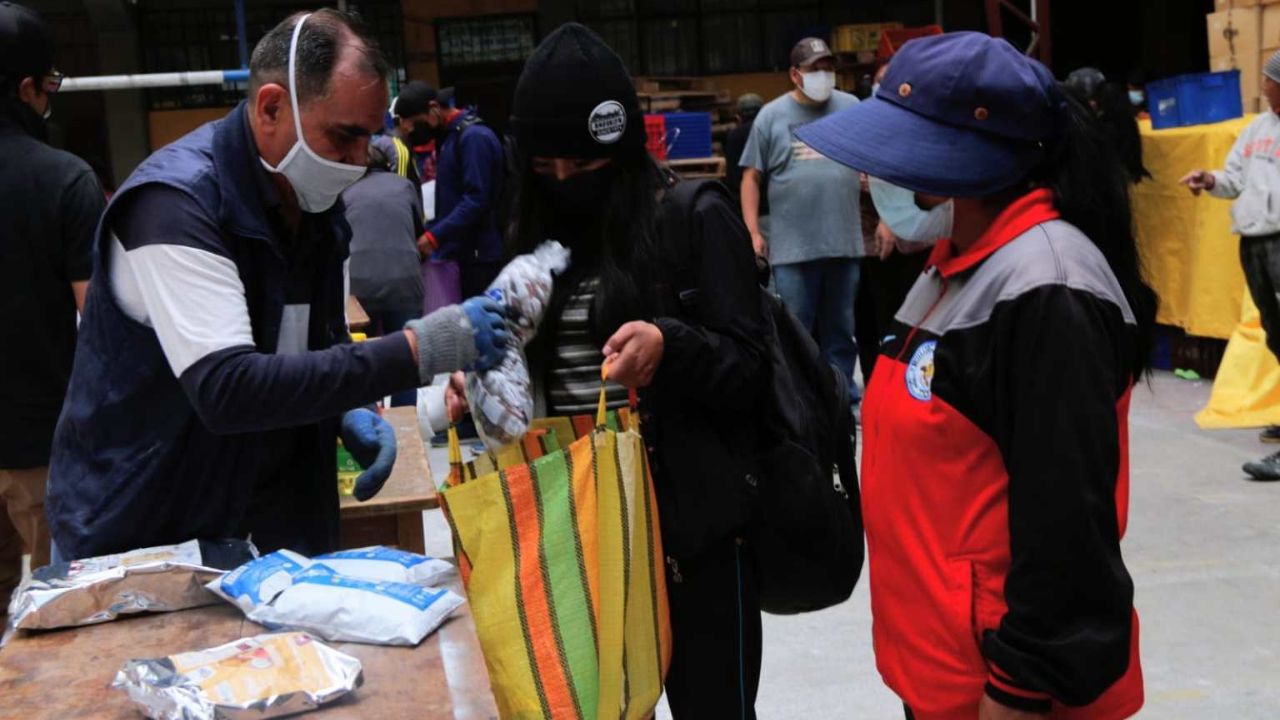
[530,186,767,559]
[644,187,767,558]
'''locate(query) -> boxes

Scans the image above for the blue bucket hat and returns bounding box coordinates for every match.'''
[794,31,1062,197]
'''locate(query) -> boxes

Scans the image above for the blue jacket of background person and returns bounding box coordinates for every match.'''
[428,110,504,264]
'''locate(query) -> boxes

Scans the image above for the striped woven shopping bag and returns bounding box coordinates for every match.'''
[439,378,671,720]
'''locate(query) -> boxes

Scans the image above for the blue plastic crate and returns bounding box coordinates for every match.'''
[662,111,713,160]
[1148,70,1243,130]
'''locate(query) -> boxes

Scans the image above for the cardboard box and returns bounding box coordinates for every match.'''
[1211,52,1260,112]
[831,22,903,54]
[1209,8,1262,59]
[1264,5,1280,47]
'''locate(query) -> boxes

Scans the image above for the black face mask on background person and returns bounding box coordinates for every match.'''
[407,123,433,147]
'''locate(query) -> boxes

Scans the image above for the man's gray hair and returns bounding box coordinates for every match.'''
[249,8,389,105]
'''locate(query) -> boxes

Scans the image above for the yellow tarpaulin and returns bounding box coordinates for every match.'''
[1133,115,1280,428]
[1132,116,1253,340]
[1196,292,1280,429]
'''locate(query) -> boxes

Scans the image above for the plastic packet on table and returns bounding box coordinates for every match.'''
[113,631,361,720]
[312,546,454,586]
[208,550,464,646]
[465,240,572,452]
[6,538,257,632]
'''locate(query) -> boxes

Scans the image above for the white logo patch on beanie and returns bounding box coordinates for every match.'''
[588,100,627,144]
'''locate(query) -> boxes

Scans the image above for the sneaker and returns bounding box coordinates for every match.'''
[1260,425,1280,443]
[1243,449,1280,481]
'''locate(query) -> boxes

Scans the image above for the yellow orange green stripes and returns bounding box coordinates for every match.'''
[531,452,598,719]
[499,461,560,712]
[439,407,669,720]
[504,463,581,718]
[568,437,601,641]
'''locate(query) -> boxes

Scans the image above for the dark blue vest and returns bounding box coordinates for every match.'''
[47,103,352,559]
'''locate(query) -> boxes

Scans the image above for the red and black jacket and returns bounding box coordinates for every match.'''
[861,190,1144,719]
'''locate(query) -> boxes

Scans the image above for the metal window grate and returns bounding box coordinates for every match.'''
[138,1,404,110]
[436,15,537,71]
[576,0,822,75]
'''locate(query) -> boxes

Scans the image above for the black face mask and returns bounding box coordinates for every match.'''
[407,123,433,147]
[534,165,615,232]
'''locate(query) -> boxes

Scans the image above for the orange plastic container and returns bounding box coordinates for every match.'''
[877,24,944,60]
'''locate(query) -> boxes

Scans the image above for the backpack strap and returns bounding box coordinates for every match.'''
[450,113,485,168]
[657,178,734,311]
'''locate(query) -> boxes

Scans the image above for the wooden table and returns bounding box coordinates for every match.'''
[339,406,438,555]
[0,591,496,719]
[346,296,371,332]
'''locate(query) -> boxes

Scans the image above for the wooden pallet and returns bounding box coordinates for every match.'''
[666,156,726,180]
[637,90,731,114]
[636,76,703,93]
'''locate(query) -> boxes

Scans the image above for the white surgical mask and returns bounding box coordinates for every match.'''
[800,70,836,103]
[1128,90,1145,107]
[868,176,953,244]
[260,13,367,213]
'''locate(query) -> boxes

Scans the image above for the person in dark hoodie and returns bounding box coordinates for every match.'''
[418,82,506,298]
[1065,67,1150,184]
[462,23,770,718]
[0,0,103,609]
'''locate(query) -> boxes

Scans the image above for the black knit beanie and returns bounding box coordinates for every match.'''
[511,23,644,159]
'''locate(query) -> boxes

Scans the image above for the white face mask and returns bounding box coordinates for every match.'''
[260,13,367,213]
[1128,90,1144,107]
[799,70,836,103]
[868,176,953,244]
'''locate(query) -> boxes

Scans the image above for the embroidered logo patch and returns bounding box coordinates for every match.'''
[905,340,937,401]
[588,100,627,144]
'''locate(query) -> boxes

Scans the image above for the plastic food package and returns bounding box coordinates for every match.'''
[312,546,453,586]
[466,240,572,451]
[209,551,465,646]
[113,631,362,720]
[7,539,256,632]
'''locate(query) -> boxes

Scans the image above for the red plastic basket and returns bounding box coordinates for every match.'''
[644,114,668,161]
[877,24,943,60]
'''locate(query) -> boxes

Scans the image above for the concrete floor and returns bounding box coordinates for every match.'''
[424,371,1280,718]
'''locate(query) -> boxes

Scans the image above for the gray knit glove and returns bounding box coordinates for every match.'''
[404,299,509,384]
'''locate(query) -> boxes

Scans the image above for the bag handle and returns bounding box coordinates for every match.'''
[447,423,462,468]
[597,364,611,429]
[598,362,641,432]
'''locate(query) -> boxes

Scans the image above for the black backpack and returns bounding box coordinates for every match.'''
[657,178,864,614]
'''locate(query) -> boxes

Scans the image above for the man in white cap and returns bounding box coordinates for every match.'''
[740,37,864,406]
[1182,50,1280,480]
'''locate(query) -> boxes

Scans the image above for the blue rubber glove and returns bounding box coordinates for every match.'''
[461,296,511,372]
[341,409,397,501]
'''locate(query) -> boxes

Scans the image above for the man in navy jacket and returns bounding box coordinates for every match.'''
[46,9,507,560]
[416,98,506,297]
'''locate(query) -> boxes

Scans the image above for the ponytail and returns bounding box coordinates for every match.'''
[1035,87,1157,378]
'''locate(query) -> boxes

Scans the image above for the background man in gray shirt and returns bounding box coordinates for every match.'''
[741,37,864,403]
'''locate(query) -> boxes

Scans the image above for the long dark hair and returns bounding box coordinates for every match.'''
[1094,82,1151,183]
[1033,87,1157,377]
[507,140,669,348]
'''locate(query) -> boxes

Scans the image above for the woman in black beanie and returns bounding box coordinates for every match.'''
[508,22,769,719]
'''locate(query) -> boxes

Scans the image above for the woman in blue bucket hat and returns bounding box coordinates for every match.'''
[796,32,1155,719]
